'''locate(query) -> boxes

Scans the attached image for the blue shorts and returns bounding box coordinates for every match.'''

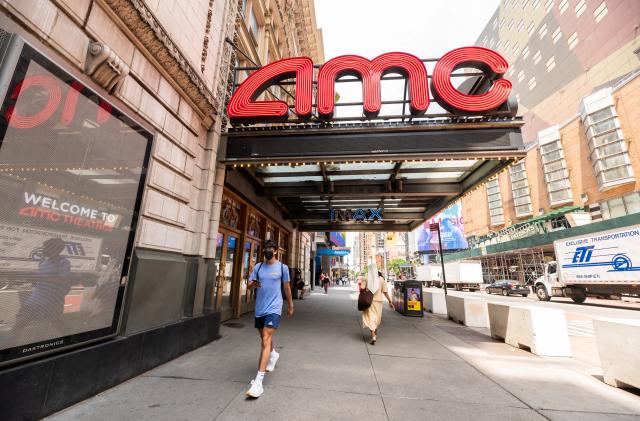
[255,314,281,330]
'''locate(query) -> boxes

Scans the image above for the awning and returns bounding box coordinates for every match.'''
[316,248,351,256]
[222,120,525,232]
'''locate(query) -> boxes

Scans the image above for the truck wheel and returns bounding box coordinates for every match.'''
[536,285,551,301]
[570,288,587,304]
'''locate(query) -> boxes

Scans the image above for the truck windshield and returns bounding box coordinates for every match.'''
[548,264,557,275]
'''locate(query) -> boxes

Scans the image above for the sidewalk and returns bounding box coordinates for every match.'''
[49,287,640,421]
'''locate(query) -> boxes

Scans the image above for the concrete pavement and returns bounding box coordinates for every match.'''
[49,286,640,421]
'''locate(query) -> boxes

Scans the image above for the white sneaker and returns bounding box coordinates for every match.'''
[245,380,264,398]
[266,351,280,372]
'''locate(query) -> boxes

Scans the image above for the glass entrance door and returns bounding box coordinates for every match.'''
[215,232,238,320]
[240,241,260,314]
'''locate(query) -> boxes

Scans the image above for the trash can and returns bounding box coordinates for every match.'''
[392,280,424,317]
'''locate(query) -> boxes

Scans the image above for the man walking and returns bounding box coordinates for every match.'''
[245,239,294,398]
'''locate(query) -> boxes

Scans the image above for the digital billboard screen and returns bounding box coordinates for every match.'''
[414,203,468,252]
[0,41,151,365]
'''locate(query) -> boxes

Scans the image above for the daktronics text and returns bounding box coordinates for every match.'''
[227,46,512,122]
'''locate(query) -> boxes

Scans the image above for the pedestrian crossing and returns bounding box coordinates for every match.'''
[566,320,594,337]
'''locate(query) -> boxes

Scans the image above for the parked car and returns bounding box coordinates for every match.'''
[485,280,530,297]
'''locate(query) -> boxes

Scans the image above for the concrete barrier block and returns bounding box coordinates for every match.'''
[446,295,488,327]
[504,306,571,357]
[425,291,447,314]
[487,302,510,341]
[593,318,640,389]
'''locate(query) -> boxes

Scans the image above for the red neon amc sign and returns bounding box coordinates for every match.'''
[227,46,513,122]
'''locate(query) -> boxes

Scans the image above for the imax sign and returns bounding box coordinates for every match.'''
[330,208,383,222]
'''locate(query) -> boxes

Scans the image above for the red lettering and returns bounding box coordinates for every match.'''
[432,46,511,113]
[60,81,83,126]
[226,47,513,121]
[317,52,428,119]
[6,75,62,128]
[227,57,313,121]
[7,75,113,129]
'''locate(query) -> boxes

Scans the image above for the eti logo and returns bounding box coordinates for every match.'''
[572,246,595,264]
[227,46,513,123]
[330,208,383,222]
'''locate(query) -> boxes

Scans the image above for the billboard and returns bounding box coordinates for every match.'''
[415,203,468,252]
[0,39,151,365]
[329,232,346,247]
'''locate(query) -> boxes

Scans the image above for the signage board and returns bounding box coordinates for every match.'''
[329,232,346,247]
[415,203,468,252]
[0,36,152,365]
[330,208,383,222]
[228,47,513,123]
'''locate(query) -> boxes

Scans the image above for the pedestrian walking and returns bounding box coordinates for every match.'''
[245,239,294,398]
[320,271,330,294]
[360,271,394,345]
[294,269,305,299]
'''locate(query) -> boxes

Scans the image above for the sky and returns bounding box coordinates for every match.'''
[314,0,501,265]
[314,0,501,61]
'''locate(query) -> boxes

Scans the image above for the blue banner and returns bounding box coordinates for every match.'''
[317,248,350,256]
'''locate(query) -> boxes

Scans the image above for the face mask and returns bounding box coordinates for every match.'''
[264,250,274,260]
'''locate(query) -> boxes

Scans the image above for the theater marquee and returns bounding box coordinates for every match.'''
[222,46,524,232]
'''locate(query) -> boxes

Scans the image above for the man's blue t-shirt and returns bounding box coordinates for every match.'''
[250,261,290,317]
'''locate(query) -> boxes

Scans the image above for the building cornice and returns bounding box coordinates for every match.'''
[101,0,219,127]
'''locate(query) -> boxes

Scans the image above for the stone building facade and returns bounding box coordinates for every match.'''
[0,0,323,418]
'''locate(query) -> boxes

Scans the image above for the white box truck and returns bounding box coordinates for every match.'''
[444,261,483,291]
[534,225,640,303]
[416,264,442,287]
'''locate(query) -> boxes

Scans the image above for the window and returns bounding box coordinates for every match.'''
[575,0,587,17]
[538,126,573,206]
[533,50,542,65]
[527,21,536,34]
[558,0,568,14]
[546,56,556,72]
[581,88,634,190]
[545,0,554,12]
[568,32,579,50]
[552,27,562,44]
[522,46,530,59]
[538,23,548,39]
[486,177,504,226]
[248,7,260,44]
[517,20,525,32]
[594,1,608,23]
[509,162,533,217]
[528,76,537,90]
[518,70,525,82]
[532,0,541,10]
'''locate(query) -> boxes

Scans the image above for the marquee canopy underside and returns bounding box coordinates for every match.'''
[222,119,525,232]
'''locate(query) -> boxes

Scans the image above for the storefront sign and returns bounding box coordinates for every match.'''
[330,208,383,222]
[316,247,350,256]
[228,46,511,122]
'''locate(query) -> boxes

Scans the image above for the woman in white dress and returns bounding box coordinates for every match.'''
[360,271,394,345]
